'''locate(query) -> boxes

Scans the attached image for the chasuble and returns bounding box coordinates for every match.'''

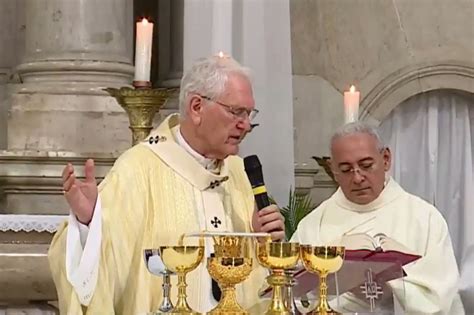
[49,114,268,314]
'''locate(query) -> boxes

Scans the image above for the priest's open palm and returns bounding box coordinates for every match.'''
[62,159,98,225]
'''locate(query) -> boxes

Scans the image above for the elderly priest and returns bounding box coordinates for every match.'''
[292,122,464,314]
[48,56,285,314]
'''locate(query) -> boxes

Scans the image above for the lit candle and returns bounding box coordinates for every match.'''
[134,18,154,82]
[344,85,360,123]
[216,51,230,59]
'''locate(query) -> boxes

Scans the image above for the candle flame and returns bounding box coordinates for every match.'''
[218,51,225,58]
[350,85,356,93]
[141,18,149,25]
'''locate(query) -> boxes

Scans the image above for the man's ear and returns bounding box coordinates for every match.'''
[383,147,392,171]
[188,94,203,124]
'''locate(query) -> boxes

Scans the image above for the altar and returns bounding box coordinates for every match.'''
[0,214,65,313]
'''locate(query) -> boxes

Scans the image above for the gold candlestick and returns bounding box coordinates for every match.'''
[104,85,174,145]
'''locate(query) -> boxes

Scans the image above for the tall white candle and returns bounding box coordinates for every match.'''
[134,18,153,82]
[344,85,360,123]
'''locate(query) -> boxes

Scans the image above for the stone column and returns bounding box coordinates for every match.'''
[18,0,133,88]
[0,0,20,150]
[8,0,135,153]
[0,67,10,150]
[1,0,134,216]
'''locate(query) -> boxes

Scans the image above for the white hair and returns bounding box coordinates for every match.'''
[178,56,252,116]
[330,121,386,152]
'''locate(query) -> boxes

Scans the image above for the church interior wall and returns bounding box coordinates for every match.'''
[290,0,474,205]
[0,0,472,312]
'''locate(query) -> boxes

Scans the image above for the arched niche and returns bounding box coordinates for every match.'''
[360,61,474,125]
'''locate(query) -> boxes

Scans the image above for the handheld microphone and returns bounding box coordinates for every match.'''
[244,155,270,210]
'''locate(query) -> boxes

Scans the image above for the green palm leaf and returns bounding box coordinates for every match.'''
[275,188,316,240]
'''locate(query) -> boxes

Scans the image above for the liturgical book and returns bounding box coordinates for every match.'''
[260,249,421,298]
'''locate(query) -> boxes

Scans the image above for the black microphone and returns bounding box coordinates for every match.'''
[244,155,270,210]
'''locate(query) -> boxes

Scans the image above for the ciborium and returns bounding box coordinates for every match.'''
[144,249,175,313]
[300,246,345,315]
[257,241,300,315]
[207,235,253,315]
[159,240,204,315]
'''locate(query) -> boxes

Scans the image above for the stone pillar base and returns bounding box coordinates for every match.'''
[0,150,115,215]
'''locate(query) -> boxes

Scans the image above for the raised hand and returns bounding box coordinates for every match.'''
[62,159,98,225]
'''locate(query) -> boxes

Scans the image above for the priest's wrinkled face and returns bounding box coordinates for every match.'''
[330,132,391,205]
[187,73,255,159]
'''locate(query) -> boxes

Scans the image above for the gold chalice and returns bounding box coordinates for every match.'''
[208,256,253,314]
[300,246,345,315]
[257,241,300,315]
[159,243,204,315]
[207,235,253,315]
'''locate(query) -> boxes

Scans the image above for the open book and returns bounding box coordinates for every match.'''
[260,247,421,298]
[344,233,421,266]
[343,248,420,266]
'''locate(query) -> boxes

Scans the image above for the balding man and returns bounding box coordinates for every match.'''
[292,122,464,314]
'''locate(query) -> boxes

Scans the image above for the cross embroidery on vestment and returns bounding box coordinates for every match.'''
[210,216,222,228]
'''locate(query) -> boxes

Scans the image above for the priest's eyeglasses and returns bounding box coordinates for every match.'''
[200,95,259,121]
[333,161,378,178]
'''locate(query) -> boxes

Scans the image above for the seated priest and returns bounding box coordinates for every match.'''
[48,55,285,314]
[291,122,464,314]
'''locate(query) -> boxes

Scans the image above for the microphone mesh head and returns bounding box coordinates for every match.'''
[244,155,264,187]
[244,154,261,171]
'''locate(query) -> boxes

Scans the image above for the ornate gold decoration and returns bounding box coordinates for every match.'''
[207,236,253,315]
[212,235,245,257]
[300,245,345,315]
[104,87,175,145]
[207,256,253,315]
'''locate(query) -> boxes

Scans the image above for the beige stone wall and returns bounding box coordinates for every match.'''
[0,0,25,150]
[291,0,474,204]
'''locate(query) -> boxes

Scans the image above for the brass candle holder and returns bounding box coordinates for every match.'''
[104,85,175,145]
